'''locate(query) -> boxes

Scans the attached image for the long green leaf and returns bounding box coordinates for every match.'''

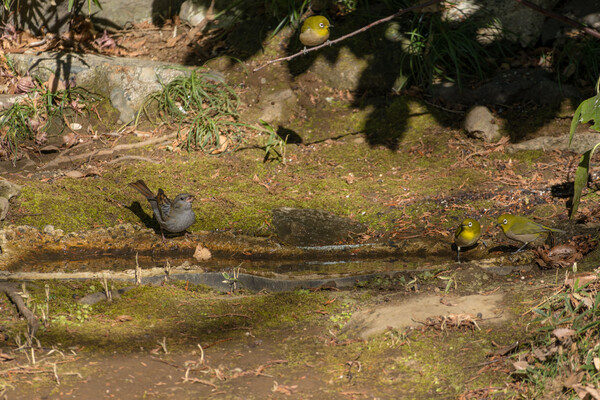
[569,78,600,218]
[571,142,600,218]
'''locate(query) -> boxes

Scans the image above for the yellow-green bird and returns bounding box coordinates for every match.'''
[497,213,565,252]
[454,218,481,262]
[299,16,331,47]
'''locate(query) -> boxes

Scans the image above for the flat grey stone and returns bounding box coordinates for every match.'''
[12,0,185,34]
[0,94,28,110]
[272,207,367,246]
[0,180,21,200]
[509,133,600,154]
[0,197,8,221]
[9,52,188,124]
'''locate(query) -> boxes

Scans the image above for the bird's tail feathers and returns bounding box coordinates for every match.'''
[129,179,156,200]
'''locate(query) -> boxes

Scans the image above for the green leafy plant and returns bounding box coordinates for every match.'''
[259,119,288,162]
[396,10,500,88]
[330,310,352,329]
[265,0,310,35]
[74,303,92,323]
[438,273,457,293]
[556,36,600,87]
[568,77,600,218]
[0,80,102,163]
[222,267,241,291]
[514,272,600,397]
[51,303,93,325]
[138,68,245,154]
[69,0,102,13]
[262,0,358,34]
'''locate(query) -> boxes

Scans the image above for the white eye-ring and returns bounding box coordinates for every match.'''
[468,222,473,227]
[503,218,508,224]
[319,22,325,28]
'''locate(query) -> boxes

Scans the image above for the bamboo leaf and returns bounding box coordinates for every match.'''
[571,142,600,218]
[570,93,600,147]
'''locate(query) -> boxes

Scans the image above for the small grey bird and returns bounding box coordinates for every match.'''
[129,179,196,238]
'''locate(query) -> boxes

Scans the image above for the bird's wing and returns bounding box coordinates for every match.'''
[512,221,549,235]
[454,225,463,238]
[156,189,172,220]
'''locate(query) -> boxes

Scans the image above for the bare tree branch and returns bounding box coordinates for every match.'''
[514,0,600,40]
[253,0,444,72]
[0,282,39,336]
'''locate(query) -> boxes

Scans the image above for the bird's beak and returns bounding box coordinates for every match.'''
[186,195,195,203]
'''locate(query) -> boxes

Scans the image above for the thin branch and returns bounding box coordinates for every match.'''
[253,0,444,72]
[106,155,160,164]
[41,132,178,169]
[514,0,600,40]
[254,0,600,72]
[206,313,251,319]
[0,282,39,336]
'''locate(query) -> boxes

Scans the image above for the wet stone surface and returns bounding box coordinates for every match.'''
[271,207,368,246]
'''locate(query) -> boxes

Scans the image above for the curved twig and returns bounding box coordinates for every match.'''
[514,0,600,39]
[41,132,178,169]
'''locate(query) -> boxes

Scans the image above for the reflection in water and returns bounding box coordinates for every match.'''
[11,255,414,276]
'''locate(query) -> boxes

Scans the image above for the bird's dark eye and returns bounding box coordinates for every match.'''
[319,22,325,28]
[503,219,508,224]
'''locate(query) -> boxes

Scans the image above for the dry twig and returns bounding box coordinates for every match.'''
[0,282,39,336]
[42,132,178,169]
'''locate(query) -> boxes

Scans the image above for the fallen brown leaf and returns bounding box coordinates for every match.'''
[272,381,297,396]
[64,170,85,179]
[564,371,584,388]
[210,135,229,155]
[548,244,577,257]
[512,360,529,371]
[128,37,147,50]
[552,328,576,342]
[194,244,212,261]
[491,341,518,357]
[345,173,355,184]
[323,298,337,306]
[572,384,600,400]
[165,34,182,48]
[565,273,597,289]
[62,132,80,148]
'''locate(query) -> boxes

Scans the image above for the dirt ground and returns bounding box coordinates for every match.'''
[0,17,599,400]
[0,271,552,399]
